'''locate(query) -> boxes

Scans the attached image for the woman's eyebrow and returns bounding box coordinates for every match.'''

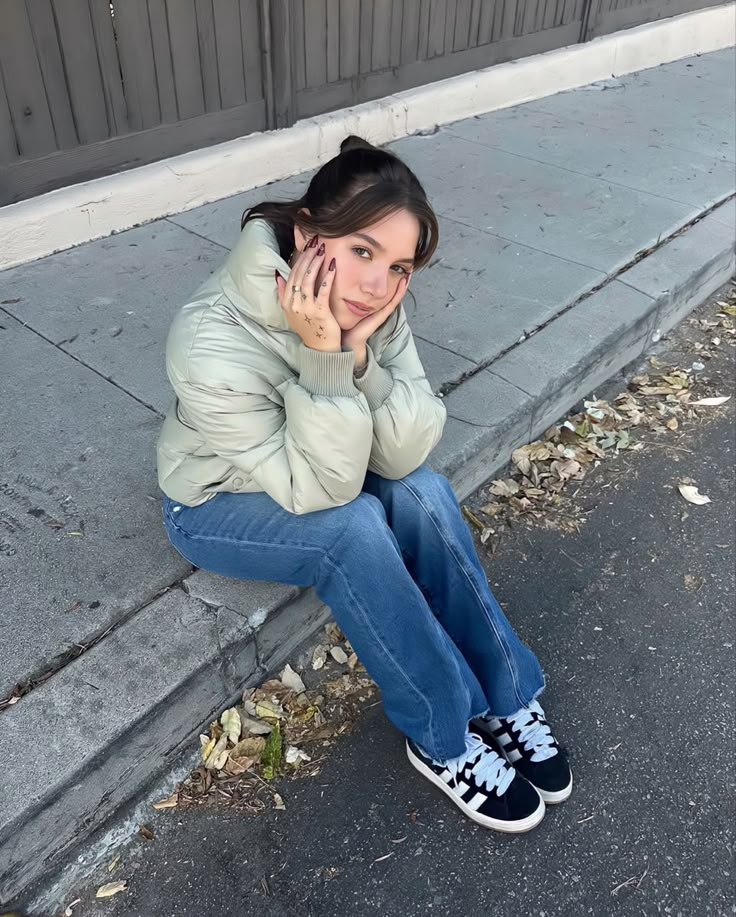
[353,232,415,265]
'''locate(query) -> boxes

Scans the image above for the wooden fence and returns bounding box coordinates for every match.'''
[0,0,723,206]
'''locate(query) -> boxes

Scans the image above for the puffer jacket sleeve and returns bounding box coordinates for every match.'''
[173,343,374,514]
[353,307,446,479]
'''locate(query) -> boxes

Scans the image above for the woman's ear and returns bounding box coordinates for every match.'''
[293,207,312,252]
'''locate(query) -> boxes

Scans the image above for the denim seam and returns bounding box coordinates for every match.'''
[322,551,442,758]
[397,476,528,712]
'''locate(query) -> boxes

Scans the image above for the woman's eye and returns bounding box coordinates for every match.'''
[352,246,407,274]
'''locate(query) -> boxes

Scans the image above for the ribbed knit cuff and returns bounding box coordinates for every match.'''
[298,343,360,397]
[352,345,394,410]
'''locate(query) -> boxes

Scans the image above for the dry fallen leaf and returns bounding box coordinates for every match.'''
[690,395,731,406]
[312,644,328,670]
[280,663,306,693]
[96,881,127,898]
[285,745,311,765]
[677,483,711,506]
[220,707,242,744]
[240,714,273,735]
[204,733,229,770]
[231,736,267,759]
[151,792,178,810]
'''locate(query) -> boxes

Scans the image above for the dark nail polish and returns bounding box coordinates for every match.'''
[329,258,336,271]
[317,243,325,256]
[309,235,318,248]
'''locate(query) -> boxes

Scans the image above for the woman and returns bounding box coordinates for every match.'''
[157,135,572,833]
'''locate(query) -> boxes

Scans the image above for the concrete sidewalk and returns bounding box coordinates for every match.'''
[1,48,734,906]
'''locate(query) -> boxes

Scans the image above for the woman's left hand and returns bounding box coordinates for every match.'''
[342,274,410,358]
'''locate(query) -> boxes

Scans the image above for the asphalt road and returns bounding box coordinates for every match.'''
[64,299,735,917]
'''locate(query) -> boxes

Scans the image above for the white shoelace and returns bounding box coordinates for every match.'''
[505,700,557,762]
[439,732,515,796]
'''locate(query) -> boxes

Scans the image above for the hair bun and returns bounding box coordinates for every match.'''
[340,134,376,154]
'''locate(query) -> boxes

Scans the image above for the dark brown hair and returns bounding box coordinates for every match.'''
[240,135,439,272]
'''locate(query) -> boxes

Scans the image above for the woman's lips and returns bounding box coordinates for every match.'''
[344,299,372,317]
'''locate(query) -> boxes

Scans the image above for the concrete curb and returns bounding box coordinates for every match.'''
[0,4,734,271]
[2,201,733,908]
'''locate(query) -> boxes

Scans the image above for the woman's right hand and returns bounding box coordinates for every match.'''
[275,236,341,352]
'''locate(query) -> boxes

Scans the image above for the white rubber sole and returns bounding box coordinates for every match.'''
[406,742,546,834]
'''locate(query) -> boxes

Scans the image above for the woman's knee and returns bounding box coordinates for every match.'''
[331,490,388,537]
[393,465,455,504]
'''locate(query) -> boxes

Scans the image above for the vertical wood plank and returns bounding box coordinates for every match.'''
[478,0,495,42]
[167,0,206,119]
[88,0,129,134]
[339,0,360,79]
[269,0,293,127]
[444,0,458,53]
[146,0,178,123]
[326,0,341,82]
[417,0,431,59]
[0,0,57,156]
[25,0,77,147]
[359,0,374,74]
[52,0,110,142]
[469,0,482,45]
[214,0,246,108]
[427,0,445,57]
[501,0,519,37]
[195,0,221,112]
[521,0,540,32]
[305,0,327,87]
[390,0,403,67]
[292,0,306,90]
[372,0,392,70]
[400,0,420,63]
[0,65,19,162]
[241,0,264,101]
[114,0,162,130]
[454,0,472,50]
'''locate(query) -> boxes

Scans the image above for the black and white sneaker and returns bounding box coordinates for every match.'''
[471,700,573,804]
[406,732,545,833]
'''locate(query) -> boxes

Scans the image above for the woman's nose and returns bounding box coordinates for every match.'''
[361,269,389,300]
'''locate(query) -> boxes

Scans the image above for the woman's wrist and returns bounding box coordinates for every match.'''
[352,346,368,376]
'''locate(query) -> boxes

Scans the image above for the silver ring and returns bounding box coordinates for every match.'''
[292,285,301,293]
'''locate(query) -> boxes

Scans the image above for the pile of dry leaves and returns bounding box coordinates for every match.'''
[152,622,376,814]
[462,296,735,550]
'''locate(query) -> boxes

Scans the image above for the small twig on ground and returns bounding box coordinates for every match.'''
[611,867,649,896]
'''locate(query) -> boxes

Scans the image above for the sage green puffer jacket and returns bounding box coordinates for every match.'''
[156,217,446,514]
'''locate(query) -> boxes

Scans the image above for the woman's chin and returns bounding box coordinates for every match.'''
[333,309,361,331]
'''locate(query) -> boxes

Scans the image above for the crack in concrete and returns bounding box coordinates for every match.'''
[163,217,231,250]
[0,308,164,417]
[0,577,193,713]
[437,194,734,398]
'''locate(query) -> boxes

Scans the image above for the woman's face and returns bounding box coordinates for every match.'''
[294,208,420,330]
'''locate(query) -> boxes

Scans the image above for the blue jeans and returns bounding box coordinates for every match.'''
[161,465,544,761]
